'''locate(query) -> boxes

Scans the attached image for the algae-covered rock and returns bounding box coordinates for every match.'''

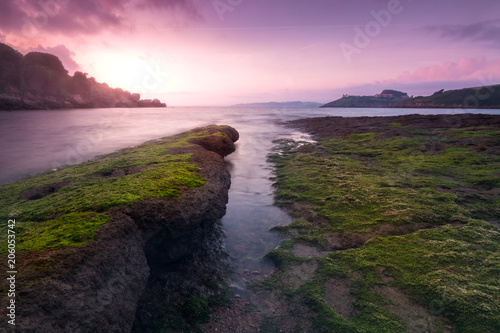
[263,114,500,332]
[0,125,238,332]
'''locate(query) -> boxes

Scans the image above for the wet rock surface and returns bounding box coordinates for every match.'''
[192,114,500,333]
[0,126,238,333]
[21,179,71,200]
[255,113,500,332]
[289,113,500,139]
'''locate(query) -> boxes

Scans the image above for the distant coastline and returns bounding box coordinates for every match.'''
[231,101,323,108]
[0,43,166,111]
[322,85,500,109]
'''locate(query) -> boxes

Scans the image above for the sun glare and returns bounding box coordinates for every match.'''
[91,53,146,92]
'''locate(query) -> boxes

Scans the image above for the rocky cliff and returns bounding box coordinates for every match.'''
[0,125,239,332]
[0,42,166,110]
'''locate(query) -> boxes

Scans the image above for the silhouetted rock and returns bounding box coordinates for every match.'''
[0,43,23,92]
[0,43,167,110]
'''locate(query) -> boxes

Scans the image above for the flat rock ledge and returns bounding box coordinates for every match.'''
[0,125,238,333]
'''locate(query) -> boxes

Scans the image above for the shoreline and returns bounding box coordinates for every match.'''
[0,125,238,332]
[0,93,166,111]
[1,113,499,331]
[251,113,500,332]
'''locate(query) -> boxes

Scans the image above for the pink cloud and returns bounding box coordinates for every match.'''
[395,56,500,83]
[0,0,202,37]
[423,19,500,46]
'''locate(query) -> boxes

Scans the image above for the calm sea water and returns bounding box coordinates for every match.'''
[1,107,498,291]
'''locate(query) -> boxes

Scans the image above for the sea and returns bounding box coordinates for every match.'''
[1,107,499,292]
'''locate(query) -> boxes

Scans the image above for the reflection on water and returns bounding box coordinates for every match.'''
[1,107,497,294]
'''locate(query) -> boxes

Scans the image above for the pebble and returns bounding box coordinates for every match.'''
[243,269,250,275]
[234,294,241,298]
[251,271,260,275]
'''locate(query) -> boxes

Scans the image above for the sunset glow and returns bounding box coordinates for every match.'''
[1,0,499,105]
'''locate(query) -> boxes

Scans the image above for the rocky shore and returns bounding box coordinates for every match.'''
[0,92,166,110]
[0,125,238,332]
[256,113,500,332]
[200,114,500,332]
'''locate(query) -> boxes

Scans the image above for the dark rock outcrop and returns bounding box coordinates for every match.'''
[0,126,238,332]
[0,43,166,110]
[290,114,500,139]
[21,179,72,200]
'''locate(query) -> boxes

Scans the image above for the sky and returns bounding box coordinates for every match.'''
[0,0,499,106]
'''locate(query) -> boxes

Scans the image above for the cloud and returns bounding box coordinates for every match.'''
[0,0,202,37]
[0,1,27,32]
[364,57,500,98]
[423,19,500,46]
[136,0,203,19]
[393,57,500,83]
[30,44,80,74]
[0,0,125,36]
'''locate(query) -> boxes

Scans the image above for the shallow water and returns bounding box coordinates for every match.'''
[1,106,498,293]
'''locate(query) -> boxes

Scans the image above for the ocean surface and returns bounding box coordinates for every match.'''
[1,107,499,291]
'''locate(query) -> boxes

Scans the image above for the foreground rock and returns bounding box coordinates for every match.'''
[0,125,238,332]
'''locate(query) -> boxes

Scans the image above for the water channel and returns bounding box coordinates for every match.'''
[1,107,495,296]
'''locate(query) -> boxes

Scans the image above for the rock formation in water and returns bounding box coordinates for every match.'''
[0,125,238,332]
[0,42,166,110]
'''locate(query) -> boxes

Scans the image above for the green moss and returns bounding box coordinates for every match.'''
[446,129,500,140]
[182,295,210,325]
[138,301,190,332]
[332,222,500,332]
[346,132,379,143]
[0,126,231,253]
[268,123,500,332]
[271,127,499,233]
[15,212,109,251]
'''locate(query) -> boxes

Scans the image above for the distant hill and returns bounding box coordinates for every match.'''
[0,43,166,110]
[321,90,409,108]
[232,101,322,108]
[322,86,500,109]
[398,85,500,109]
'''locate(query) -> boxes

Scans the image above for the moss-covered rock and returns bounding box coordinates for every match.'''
[0,125,238,332]
[262,114,500,332]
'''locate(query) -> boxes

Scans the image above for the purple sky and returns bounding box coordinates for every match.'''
[1,0,499,105]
